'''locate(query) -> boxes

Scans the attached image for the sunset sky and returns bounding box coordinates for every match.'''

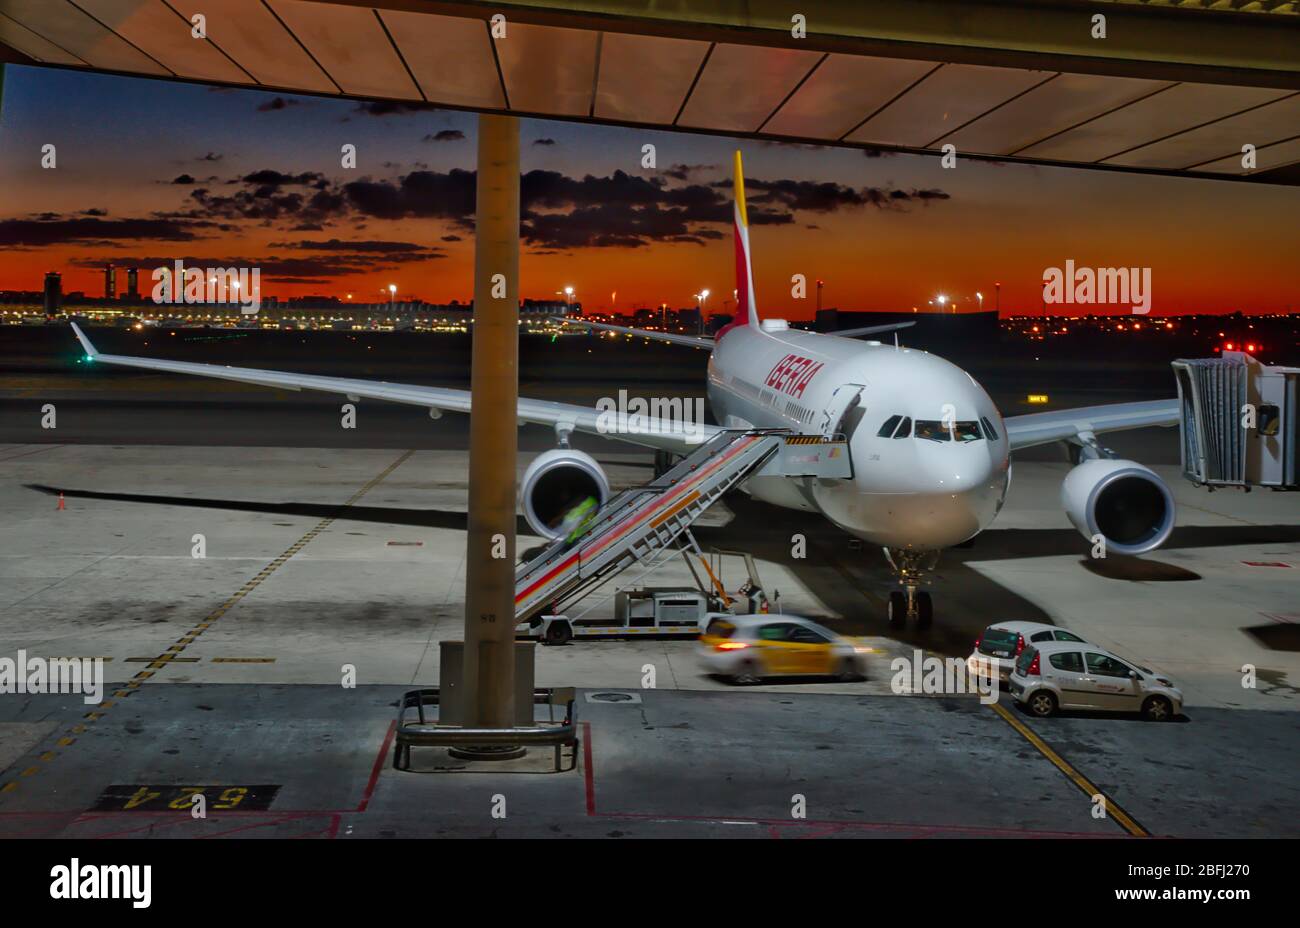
[0,64,1296,318]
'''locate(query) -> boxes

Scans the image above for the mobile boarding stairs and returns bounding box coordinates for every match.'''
[513,428,852,636]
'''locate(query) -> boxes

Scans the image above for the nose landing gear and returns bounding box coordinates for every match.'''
[883,547,938,630]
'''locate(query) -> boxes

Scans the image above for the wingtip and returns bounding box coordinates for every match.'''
[70,321,98,358]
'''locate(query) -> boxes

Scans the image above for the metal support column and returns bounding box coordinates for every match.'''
[460,114,522,748]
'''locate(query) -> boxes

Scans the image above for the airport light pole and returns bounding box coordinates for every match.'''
[462,113,521,739]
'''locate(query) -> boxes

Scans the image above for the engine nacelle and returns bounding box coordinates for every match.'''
[1061,459,1175,556]
[520,448,610,540]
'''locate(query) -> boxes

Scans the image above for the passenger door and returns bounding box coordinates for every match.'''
[784,625,835,675]
[1082,652,1144,711]
[754,622,800,675]
[1043,651,1089,708]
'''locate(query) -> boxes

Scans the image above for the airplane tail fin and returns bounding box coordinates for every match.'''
[720,150,759,339]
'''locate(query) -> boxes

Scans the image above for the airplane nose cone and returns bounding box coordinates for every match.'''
[894,449,1003,547]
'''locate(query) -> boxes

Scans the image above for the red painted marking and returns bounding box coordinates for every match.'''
[1243,561,1290,568]
[582,721,595,816]
[1261,612,1298,625]
[357,720,397,812]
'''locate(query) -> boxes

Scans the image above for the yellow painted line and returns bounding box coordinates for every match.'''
[0,450,412,795]
[989,702,1148,837]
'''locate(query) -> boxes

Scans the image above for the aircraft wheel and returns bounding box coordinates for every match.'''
[887,592,906,629]
[915,592,933,630]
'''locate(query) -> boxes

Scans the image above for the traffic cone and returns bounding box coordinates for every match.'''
[57,492,65,511]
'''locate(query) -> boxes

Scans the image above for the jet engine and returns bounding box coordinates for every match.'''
[1061,459,1175,555]
[520,449,610,540]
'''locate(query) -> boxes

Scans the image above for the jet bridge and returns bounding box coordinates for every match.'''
[1172,351,1299,490]
[514,429,851,624]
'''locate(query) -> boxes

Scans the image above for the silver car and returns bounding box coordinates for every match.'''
[1009,641,1183,721]
[967,621,1087,684]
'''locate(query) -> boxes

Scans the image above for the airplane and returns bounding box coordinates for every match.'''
[67,151,1180,629]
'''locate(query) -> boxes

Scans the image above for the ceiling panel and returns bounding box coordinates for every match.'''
[381,10,502,110]
[1018,82,1291,162]
[845,63,1047,148]
[266,0,420,100]
[1105,93,1300,169]
[1192,135,1300,174]
[762,53,935,140]
[168,0,334,92]
[74,0,249,83]
[594,31,708,125]
[943,73,1170,155]
[677,42,822,133]
[0,0,168,74]
[493,22,598,117]
[0,11,86,64]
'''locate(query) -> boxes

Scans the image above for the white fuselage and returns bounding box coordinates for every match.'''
[707,324,1011,550]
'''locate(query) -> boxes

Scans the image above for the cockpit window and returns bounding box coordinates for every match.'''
[914,420,951,442]
[981,416,1000,441]
[876,415,912,439]
[914,420,983,442]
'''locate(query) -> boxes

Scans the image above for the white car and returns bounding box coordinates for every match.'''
[1009,641,1183,721]
[967,621,1087,684]
[698,614,872,684]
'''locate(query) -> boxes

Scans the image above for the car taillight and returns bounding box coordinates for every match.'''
[716,641,749,651]
[1014,634,1025,657]
[1026,653,1040,676]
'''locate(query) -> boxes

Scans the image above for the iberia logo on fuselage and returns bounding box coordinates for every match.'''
[765,354,824,398]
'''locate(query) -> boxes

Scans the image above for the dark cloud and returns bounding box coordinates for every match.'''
[269,238,440,254]
[82,208,108,217]
[197,152,223,162]
[717,177,950,212]
[173,174,197,185]
[423,130,465,143]
[441,234,462,242]
[256,96,301,113]
[663,163,716,181]
[0,216,213,247]
[532,138,556,146]
[355,100,429,117]
[343,169,476,221]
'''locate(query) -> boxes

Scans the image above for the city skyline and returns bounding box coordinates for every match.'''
[1,65,1296,317]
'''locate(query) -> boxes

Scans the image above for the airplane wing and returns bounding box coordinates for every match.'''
[558,318,715,349]
[1003,398,1180,452]
[70,323,719,454]
[825,321,917,339]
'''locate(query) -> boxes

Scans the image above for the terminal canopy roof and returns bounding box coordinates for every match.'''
[1,0,1297,183]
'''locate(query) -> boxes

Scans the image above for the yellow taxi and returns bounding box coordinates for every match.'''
[698,614,872,684]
